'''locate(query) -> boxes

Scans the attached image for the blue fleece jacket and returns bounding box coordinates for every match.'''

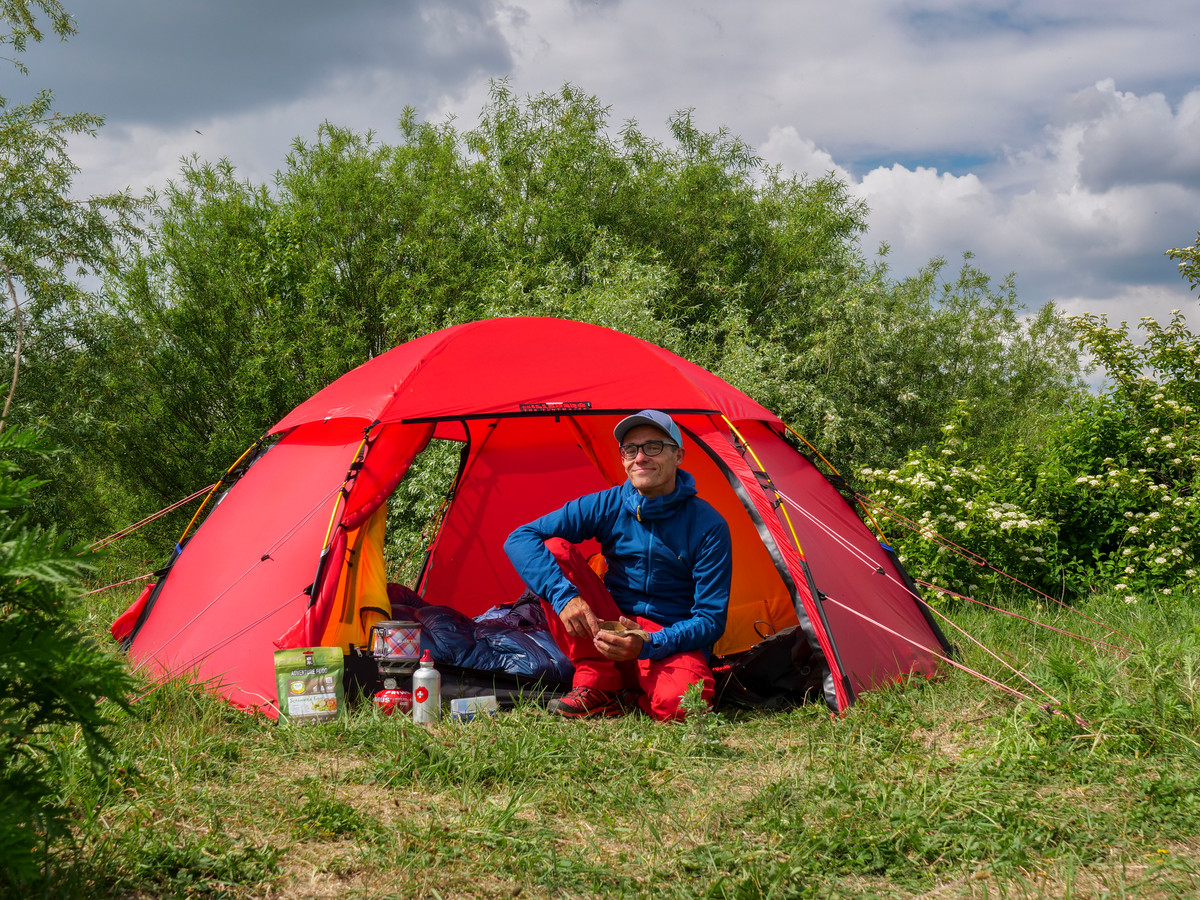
[503,469,732,660]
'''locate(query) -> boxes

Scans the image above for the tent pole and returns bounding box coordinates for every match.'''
[722,416,808,560]
[177,434,272,545]
[307,426,377,608]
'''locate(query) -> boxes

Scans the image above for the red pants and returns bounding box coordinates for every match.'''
[542,538,715,722]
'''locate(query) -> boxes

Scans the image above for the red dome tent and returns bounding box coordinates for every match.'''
[118,317,951,716]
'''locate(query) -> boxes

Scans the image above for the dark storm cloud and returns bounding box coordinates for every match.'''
[1078,115,1200,193]
[899,3,1093,42]
[569,0,623,11]
[14,0,512,125]
[8,0,1198,329]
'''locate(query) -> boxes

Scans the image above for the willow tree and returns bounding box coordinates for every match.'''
[36,82,1082,541]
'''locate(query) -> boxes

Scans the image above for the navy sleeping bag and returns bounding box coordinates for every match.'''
[402,598,572,682]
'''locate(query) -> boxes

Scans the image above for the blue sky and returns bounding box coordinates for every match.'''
[13,0,1200,333]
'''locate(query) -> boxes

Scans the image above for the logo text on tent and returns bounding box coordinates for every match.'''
[519,401,593,412]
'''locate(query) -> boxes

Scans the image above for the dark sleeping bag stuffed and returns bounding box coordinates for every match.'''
[412,605,477,664]
[466,622,574,682]
[399,594,572,682]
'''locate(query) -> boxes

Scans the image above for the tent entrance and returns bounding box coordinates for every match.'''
[418,416,618,616]
[412,415,803,655]
[320,412,819,706]
[386,437,464,588]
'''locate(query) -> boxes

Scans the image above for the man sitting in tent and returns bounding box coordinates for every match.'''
[504,410,733,721]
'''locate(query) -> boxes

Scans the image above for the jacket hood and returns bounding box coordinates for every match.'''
[623,468,698,522]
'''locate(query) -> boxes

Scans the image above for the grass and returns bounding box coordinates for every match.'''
[23,588,1200,898]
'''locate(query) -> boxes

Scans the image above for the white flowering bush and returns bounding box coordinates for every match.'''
[857,309,1200,605]
[857,409,1066,600]
[1062,310,1200,599]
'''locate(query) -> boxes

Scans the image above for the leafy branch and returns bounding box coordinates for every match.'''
[0,262,20,432]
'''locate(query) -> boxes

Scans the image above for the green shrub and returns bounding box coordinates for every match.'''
[1065,310,1200,599]
[856,307,1200,606]
[857,405,1067,601]
[0,429,135,891]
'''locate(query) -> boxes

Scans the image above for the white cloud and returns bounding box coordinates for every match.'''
[67,68,489,198]
[854,165,993,256]
[25,1,1200,333]
[836,80,1200,319]
[1072,80,1200,190]
[490,1,1200,166]
[758,127,850,184]
[1054,284,1195,328]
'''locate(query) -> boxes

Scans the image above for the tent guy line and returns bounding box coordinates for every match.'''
[776,482,1063,702]
[859,493,1134,644]
[919,602,1059,704]
[915,580,1125,655]
[88,483,215,553]
[768,481,1120,699]
[855,493,989,568]
[821,594,1056,708]
[126,482,345,673]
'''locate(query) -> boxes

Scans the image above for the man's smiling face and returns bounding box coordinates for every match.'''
[620,423,684,498]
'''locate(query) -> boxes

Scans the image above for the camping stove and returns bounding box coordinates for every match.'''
[369,620,421,686]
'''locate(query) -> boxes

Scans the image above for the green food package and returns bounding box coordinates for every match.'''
[274,647,345,724]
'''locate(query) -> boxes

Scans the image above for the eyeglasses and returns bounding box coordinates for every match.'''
[618,440,678,460]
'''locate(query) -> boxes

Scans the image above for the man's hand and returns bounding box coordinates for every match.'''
[559,596,600,639]
[593,615,645,661]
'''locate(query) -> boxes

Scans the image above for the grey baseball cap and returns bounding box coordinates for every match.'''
[613,410,682,446]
